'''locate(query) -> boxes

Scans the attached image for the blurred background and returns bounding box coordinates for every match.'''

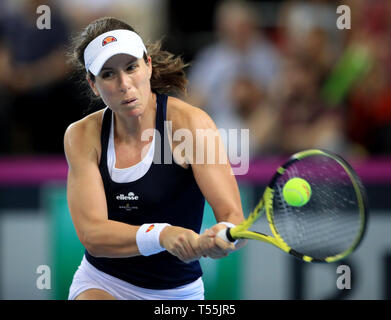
[0,0,390,299]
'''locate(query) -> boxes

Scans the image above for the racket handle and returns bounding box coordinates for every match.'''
[217,228,234,243]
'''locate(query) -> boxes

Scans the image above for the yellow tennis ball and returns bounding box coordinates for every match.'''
[283,177,312,207]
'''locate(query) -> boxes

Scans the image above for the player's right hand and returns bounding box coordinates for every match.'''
[198,225,236,259]
[159,226,202,263]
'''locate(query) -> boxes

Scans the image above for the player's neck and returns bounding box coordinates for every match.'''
[114,93,157,144]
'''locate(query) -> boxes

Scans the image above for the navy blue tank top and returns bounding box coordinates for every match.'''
[85,94,205,289]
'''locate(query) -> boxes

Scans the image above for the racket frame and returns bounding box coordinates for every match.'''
[225,149,368,263]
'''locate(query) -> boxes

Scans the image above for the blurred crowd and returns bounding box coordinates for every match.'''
[188,0,391,158]
[0,0,390,159]
[0,0,166,154]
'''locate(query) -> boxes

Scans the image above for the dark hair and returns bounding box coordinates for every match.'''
[68,17,189,111]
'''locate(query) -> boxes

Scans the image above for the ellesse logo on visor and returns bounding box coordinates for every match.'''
[102,36,117,46]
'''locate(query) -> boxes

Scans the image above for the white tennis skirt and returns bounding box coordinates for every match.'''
[68,255,205,300]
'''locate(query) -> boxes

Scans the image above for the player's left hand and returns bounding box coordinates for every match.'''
[198,224,237,259]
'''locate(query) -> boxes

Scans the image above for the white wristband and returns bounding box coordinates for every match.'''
[136,223,171,256]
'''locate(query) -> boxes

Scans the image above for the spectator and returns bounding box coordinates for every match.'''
[344,0,391,154]
[241,0,346,156]
[59,0,167,43]
[0,1,12,153]
[277,0,342,71]
[274,54,345,155]
[187,0,280,156]
[0,0,80,153]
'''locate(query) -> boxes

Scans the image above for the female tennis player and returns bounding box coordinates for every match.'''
[64,17,246,300]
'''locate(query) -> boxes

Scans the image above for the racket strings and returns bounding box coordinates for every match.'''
[271,155,364,260]
[279,211,359,255]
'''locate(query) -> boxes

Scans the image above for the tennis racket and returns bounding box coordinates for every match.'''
[217,149,368,263]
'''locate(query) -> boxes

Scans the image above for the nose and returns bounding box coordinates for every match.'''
[118,71,132,93]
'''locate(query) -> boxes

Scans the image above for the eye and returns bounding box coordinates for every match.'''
[101,71,114,79]
[127,63,138,72]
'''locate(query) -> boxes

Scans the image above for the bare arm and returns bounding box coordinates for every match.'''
[188,108,244,225]
[64,119,141,258]
[170,101,247,257]
[192,111,247,256]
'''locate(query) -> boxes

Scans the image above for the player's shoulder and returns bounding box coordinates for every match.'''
[167,96,216,131]
[64,109,105,161]
[65,109,103,141]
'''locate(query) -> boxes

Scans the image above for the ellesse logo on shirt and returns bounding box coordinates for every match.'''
[116,192,139,201]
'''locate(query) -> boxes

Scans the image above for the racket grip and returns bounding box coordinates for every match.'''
[216,228,235,243]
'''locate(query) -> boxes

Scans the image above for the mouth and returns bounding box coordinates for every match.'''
[121,98,138,105]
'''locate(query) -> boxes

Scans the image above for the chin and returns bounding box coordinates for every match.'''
[125,107,143,117]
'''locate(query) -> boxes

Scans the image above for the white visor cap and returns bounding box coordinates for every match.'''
[84,29,147,76]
